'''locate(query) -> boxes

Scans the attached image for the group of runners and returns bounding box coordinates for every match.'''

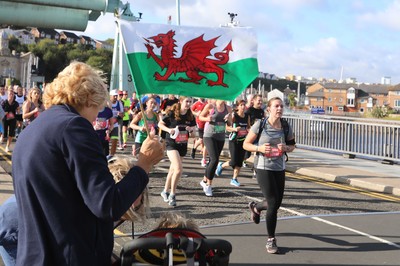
[0,80,296,257]
[113,92,297,255]
[98,93,267,206]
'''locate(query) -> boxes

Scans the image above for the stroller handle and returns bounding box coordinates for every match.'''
[120,233,232,266]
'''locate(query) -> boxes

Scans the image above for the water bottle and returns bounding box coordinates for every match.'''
[229,123,237,141]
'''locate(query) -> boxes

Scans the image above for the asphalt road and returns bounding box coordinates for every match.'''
[113,150,400,236]
[2,137,400,265]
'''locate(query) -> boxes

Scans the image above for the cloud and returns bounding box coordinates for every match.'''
[357,0,400,31]
[73,0,400,84]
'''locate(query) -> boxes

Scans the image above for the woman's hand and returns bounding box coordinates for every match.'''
[258,143,271,154]
[185,126,195,133]
[136,128,164,173]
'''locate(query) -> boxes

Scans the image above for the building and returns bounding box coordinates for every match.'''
[0,29,44,88]
[381,76,391,85]
[59,31,80,44]
[30,28,60,43]
[388,84,400,111]
[95,39,113,50]
[79,35,96,48]
[305,83,392,114]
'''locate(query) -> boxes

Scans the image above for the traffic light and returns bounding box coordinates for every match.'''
[0,0,120,31]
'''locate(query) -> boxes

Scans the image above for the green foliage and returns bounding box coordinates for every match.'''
[8,36,28,53]
[104,38,114,46]
[27,39,113,83]
[86,52,112,83]
[288,93,297,107]
[371,106,388,118]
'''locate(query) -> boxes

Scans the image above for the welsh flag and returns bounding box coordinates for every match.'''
[119,20,258,101]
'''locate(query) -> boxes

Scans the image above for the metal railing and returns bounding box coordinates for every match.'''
[284,113,400,163]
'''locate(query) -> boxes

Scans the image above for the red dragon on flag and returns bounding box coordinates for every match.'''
[144,30,233,87]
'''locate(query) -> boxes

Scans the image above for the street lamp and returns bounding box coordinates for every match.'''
[220,12,240,27]
[228,12,237,23]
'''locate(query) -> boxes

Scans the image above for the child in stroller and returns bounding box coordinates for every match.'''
[110,158,231,266]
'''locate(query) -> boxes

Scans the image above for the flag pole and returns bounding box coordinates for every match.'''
[176,0,181,25]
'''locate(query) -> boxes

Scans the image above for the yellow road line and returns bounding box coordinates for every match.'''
[0,146,12,164]
[286,172,400,203]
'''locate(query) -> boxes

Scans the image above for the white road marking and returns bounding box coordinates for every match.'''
[279,206,400,248]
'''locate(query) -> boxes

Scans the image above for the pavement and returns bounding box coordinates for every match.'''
[221,145,400,198]
[1,145,399,204]
[0,146,399,265]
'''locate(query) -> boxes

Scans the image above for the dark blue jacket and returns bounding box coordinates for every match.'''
[12,104,148,266]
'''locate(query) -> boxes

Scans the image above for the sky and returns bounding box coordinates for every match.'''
[74,0,400,85]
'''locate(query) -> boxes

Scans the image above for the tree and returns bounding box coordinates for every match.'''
[288,92,297,108]
[27,39,113,84]
[371,106,387,118]
[86,50,113,83]
[8,36,28,53]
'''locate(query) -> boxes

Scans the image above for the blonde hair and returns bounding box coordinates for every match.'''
[43,61,108,111]
[156,212,199,231]
[108,157,150,222]
[27,87,42,102]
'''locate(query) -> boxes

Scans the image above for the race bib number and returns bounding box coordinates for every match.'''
[175,131,188,143]
[264,147,283,158]
[213,122,226,133]
[93,119,108,130]
[6,113,15,120]
[237,128,248,137]
[147,121,156,129]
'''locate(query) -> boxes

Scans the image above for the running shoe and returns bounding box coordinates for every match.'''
[190,148,196,159]
[5,146,9,153]
[168,194,176,207]
[122,143,127,148]
[204,185,213,197]
[230,179,240,187]
[248,201,260,224]
[117,146,124,151]
[201,159,207,167]
[160,191,170,202]
[199,181,207,191]
[266,238,279,254]
[215,162,223,176]
[199,181,213,196]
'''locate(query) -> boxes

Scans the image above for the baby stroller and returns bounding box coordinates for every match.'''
[119,227,232,266]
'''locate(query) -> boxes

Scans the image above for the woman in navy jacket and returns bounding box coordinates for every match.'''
[12,62,163,266]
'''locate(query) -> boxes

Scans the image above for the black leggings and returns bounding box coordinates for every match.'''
[3,119,16,138]
[255,169,285,238]
[228,140,246,168]
[203,137,224,180]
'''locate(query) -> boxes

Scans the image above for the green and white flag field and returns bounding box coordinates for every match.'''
[119,20,258,101]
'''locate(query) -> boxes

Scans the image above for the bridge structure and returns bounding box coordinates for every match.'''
[0,0,140,93]
[285,113,400,163]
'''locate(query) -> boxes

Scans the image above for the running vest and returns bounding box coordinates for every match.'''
[204,104,228,141]
[15,94,25,114]
[111,101,123,128]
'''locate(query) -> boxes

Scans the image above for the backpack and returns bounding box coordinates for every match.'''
[254,117,291,162]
